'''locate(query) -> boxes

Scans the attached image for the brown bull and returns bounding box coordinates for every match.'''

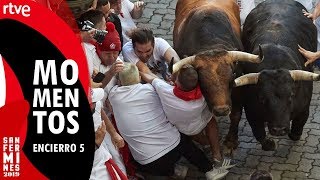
[172,0,263,116]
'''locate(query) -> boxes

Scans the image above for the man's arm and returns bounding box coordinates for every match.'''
[95,120,106,150]
[163,47,180,64]
[313,2,320,20]
[303,2,320,22]
[136,60,158,78]
[298,45,320,67]
[140,71,157,84]
[101,61,124,88]
[130,1,144,19]
[101,108,125,149]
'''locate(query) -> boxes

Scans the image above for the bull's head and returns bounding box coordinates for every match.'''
[170,49,263,116]
[234,69,320,136]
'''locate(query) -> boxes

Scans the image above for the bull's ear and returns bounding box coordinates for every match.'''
[169,57,174,74]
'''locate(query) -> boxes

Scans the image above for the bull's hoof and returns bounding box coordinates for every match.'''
[222,139,239,157]
[288,133,301,141]
[261,138,276,151]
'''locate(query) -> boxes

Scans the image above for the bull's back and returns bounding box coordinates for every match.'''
[243,0,317,54]
[174,0,241,56]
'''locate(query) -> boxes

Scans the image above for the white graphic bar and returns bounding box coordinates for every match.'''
[0,54,6,108]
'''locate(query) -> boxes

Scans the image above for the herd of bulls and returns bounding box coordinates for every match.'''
[171,0,320,156]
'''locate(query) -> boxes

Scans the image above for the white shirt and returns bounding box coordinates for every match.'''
[90,100,114,180]
[122,37,171,71]
[0,55,5,108]
[108,83,180,165]
[152,79,213,135]
[119,0,136,45]
[93,57,122,98]
[83,42,99,77]
[295,0,313,11]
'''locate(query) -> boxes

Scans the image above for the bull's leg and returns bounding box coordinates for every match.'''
[289,110,309,141]
[246,116,276,151]
[223,105,242,157]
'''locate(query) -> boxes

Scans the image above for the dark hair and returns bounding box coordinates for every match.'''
[250,170,273,180]
[178,64,198,91]
[129,28,155,48]
[97,0,109,9]
[109,0,119,4]
[77,10,105,28]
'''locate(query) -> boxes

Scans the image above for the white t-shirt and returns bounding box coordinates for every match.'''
[119,0,136,45]
[152,79,213,135]
[295,0,313,11]
[93,57,122,98]
[122,37,171,72]
[90,100,114,180]
[83,42,100,77]
[108,83,180,165]
[93,59,127,174]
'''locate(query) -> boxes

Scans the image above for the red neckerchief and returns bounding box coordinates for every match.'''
[173,84,202,101]
[105,159,128,180]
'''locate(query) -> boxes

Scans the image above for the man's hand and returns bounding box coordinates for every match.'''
[91,69,103,88]
[133,1,144,11]
[80,29,96,43]
[302,8,320,23]
[131,0,144,19]
[298,45,320,67]
[90,79,102,88]
[95,121,107,148]
[109,60,124,76]
[111,133,125,149]
[140,71,157,83]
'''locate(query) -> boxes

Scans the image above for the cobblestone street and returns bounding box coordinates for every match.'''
[133,0,320,179]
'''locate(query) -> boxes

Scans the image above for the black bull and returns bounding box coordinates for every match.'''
[224,0,320,153]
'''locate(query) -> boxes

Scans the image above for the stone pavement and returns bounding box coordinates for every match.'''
[133,0,320,179]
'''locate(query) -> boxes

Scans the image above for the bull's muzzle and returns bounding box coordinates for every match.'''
[269,127,289,136]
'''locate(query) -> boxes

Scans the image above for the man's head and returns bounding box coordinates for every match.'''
[175,64,198,91]
[78,10,106,30]
[97,22,121,66]
[109,0,121,15]
[119,63,140,86]
[96,0,111,17]
[130,28,155,63]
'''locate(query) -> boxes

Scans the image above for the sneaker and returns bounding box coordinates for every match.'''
[205,168,229,180]
[213,158,237,169]
[171,164,188,179]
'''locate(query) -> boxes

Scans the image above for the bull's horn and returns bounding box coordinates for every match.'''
[172,56,196,74]
[234,73,260,87]
[228,47,263,64]
[289,70,320,81]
